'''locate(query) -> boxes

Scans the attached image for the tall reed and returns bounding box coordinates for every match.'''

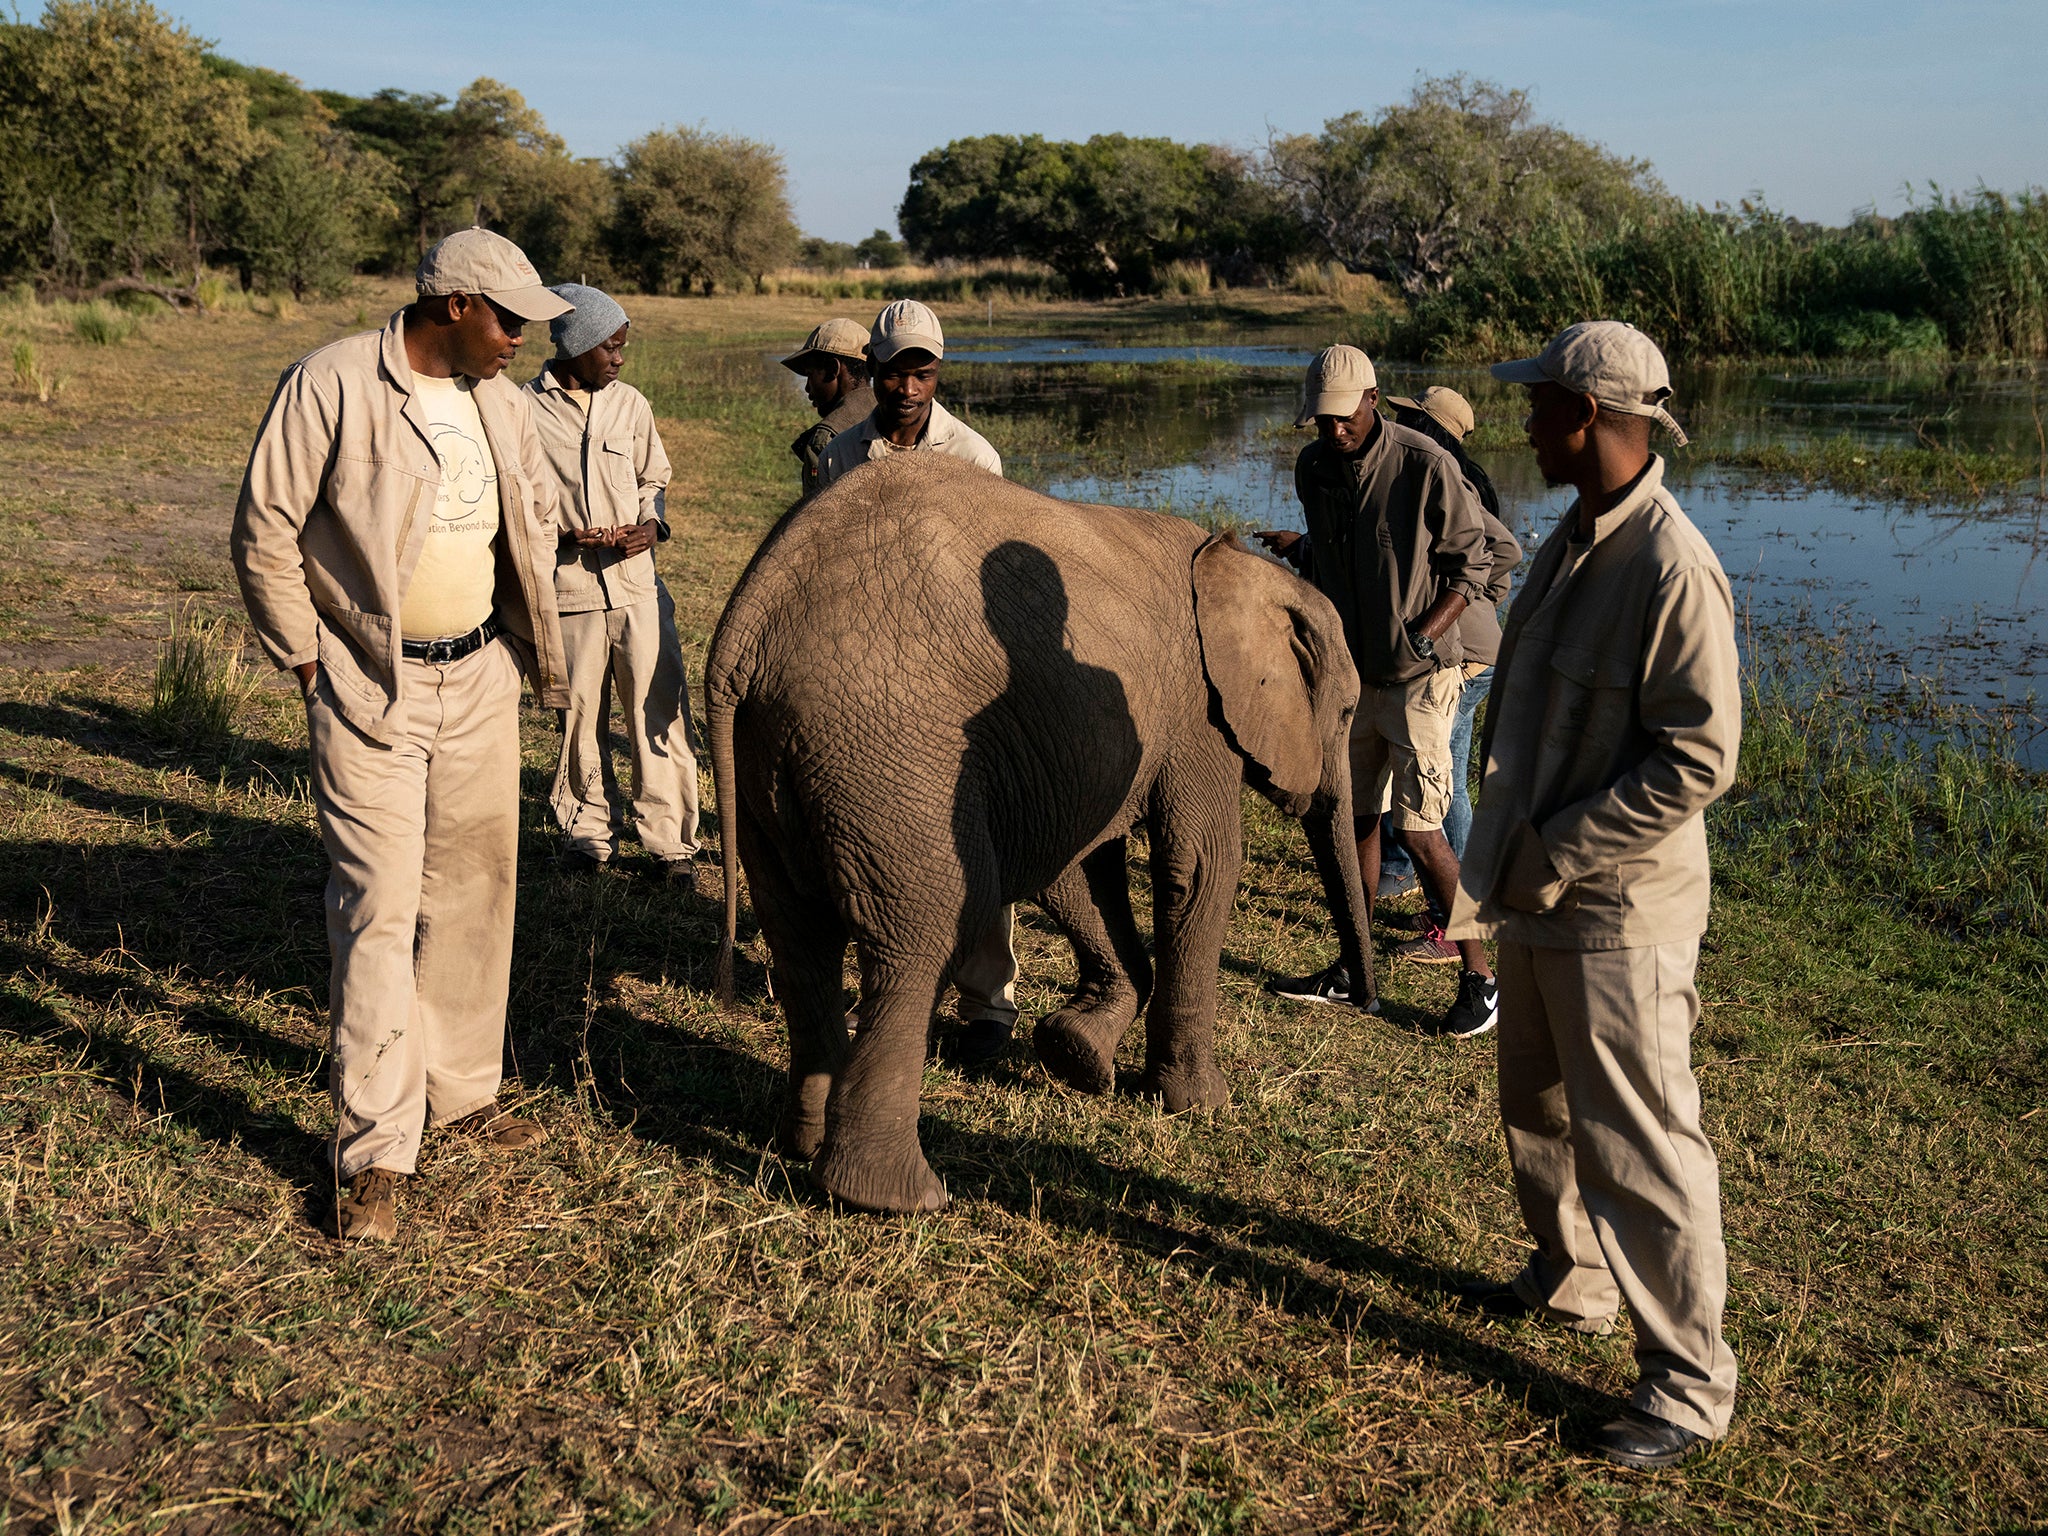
[1394,191,2048,362]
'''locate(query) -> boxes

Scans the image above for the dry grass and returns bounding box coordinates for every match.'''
[0,281,2042,1534]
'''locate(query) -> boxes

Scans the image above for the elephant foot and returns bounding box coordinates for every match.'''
[1032,1010,1119,1096]
[775,1109,824,1162]
[810,1139,949,1215]
[1138,1064,1230,1114]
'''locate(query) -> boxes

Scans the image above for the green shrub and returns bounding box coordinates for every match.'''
[146,606,261,746]
[71,300,137,345]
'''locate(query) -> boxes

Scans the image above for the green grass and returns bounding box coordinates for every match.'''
[0,286,2043,1533]
[1714,432,2045,504]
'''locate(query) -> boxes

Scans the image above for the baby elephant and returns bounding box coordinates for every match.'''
[708,455,1371,1213]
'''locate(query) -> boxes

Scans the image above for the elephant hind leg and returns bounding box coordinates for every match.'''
[740,806,849,1162]
[1033,836,1150,1095]
[811,948,951,1214]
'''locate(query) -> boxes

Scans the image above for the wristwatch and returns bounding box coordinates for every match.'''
[1407,626,1438,664]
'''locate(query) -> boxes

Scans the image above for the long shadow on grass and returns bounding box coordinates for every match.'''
[0,693,311,793]
[0,932,332,1197]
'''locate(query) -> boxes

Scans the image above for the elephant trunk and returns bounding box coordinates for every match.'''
[1303,800,1374,1008]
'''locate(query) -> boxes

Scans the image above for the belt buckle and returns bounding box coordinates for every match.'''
[427,636,457,665]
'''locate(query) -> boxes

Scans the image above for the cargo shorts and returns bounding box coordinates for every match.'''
[1350,665,1464,833]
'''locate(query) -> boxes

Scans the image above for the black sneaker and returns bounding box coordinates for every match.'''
[1264,963,1380,1013]
[1442,969,1499,1038]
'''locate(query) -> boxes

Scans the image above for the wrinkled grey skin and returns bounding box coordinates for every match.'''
[708,456,1373,1214]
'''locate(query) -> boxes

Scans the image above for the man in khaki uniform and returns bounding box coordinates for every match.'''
[1375,385,1522,958]
[782,318,875,500]
[232,227,572,1243]
[816,299,1001,485]
[816,299,1010,1064]
[1449,321,1741,1469]
[1256,345,1498,1037]
[525,283,700,877]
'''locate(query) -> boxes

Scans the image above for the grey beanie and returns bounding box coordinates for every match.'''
[548,283,629,359]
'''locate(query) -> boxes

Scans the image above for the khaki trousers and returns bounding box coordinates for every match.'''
[952,908,1018,1027]
[306,640,522,1178]
[550,583,701,862]
[1497,938,1737,1439]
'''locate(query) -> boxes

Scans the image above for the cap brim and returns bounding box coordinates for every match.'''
[1488,358,1549,383]
[869,335,944,364]
[1384,395,1422,412]
[1294,389,1366,427]
[488,284,575,323]
[781,347,864,372]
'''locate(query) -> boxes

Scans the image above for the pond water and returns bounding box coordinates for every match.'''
[768,346,2048,763]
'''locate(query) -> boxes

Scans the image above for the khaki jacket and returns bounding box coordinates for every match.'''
[1295,419,1493,687]
[1448,457,1741,950]
[816,398,1002,486]
[525,366,673,614]
[1457,504,1523,669]
[793,384,875,500]
[231,311,570,743]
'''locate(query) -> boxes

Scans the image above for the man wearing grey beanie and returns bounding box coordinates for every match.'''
[525,283,704,882]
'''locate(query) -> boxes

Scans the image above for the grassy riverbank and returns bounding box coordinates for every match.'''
[1,286,2044,1534]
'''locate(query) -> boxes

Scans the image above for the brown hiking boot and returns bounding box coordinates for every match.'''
[334,1167,402,1242]
[446,1106,548,1151]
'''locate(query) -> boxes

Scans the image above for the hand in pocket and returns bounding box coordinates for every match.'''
[1500,820,1571,914]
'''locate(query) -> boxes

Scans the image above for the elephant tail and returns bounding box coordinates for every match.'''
[710,684,740,1007]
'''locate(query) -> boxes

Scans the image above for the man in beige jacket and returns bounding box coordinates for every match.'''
[1448,321,1741,1469]
[526,283,700,877]
[231,227,572,1243]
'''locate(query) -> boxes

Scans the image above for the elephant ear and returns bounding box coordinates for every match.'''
[1191,534,1351,814]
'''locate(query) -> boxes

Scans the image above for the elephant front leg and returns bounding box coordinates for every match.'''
[1137,761,1242,1113]
[810,950,950,1214]
[1033,837,1152,1095]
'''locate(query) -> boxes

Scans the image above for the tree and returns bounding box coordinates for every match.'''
[0,0,255,291]
[1266,74,1668,295]
[609,127,799,294]
[496,151,616,284]
[854,228,907,268]
[797,235,857,270]
[230,124,394,298]
[899,133,1302,294]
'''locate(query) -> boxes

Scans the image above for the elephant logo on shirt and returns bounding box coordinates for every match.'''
[429,424,496,519]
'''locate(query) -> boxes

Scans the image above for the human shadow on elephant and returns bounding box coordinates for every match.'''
[950,542,1146,1076]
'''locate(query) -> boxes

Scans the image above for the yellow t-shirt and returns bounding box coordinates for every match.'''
[400,373,501,640]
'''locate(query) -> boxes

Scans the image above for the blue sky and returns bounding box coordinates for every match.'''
[173,0,2046,240]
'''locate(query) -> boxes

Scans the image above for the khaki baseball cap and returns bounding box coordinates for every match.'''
[415,227,571,323]
[780,318,872,372]
[1295,344,1377,426]
[1385,385,1476,442]
[868,298,946,365]
[1490,320,1688,446]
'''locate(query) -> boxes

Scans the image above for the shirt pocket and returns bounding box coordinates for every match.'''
[1542,643,1637,791]
[598,437,638,514]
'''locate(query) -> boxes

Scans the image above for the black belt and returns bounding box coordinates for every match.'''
[401,617,501,664]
